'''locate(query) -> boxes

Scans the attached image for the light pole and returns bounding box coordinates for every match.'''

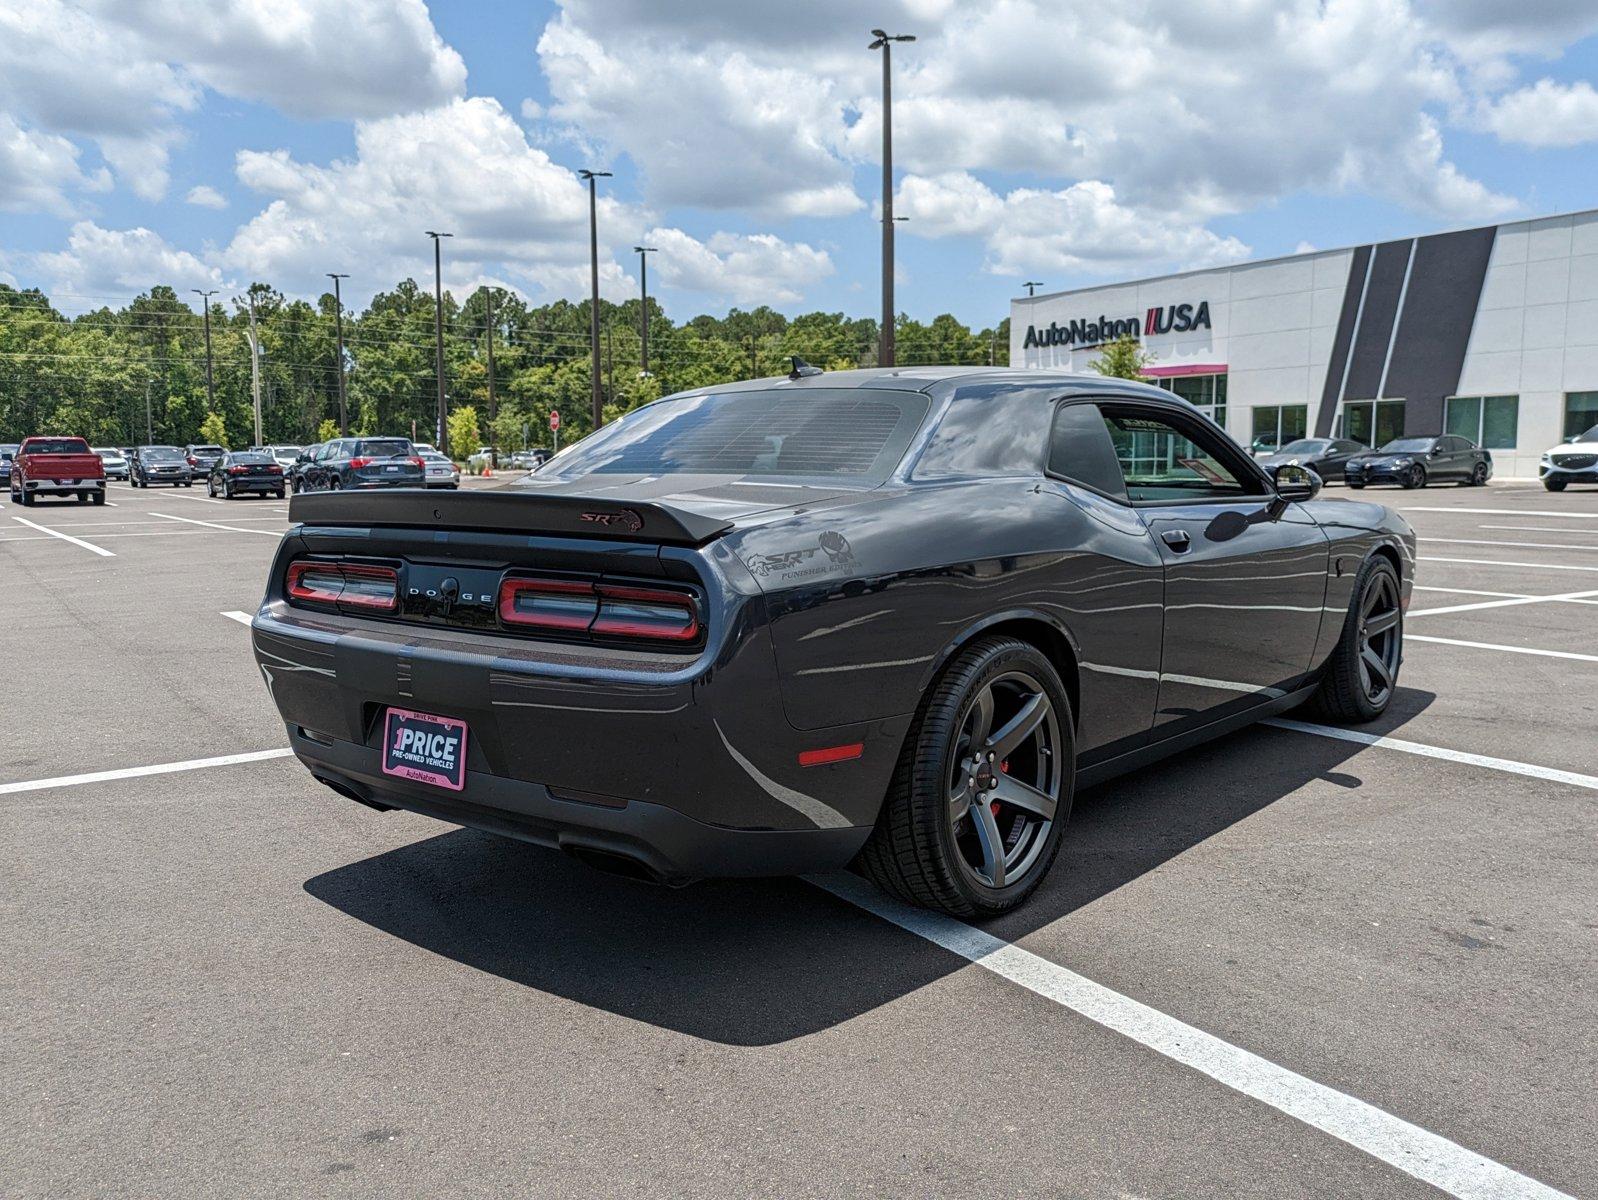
[580,169,612,431]
[425,231,452,453]
[327,273,349,435]
[192,289,217,416]
[633,245,657,378]
[484,287,497,469]
[235,292,263,447]
[1023,280,1044,297]
[870,28,914,367]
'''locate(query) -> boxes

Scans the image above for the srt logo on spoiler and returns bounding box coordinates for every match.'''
[579,508,644,532]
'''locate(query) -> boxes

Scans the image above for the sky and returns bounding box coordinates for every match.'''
[2,0,1598,327]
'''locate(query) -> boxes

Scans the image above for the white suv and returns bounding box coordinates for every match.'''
[1540,423,1598,491]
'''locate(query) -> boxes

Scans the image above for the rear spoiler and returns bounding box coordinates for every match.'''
[287,488,734,546]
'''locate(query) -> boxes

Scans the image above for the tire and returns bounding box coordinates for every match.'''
[1467,462,1489,487]
[1544,479,1567,492]
[207,478,216,497]
[20,489,32,507]
[92,490,105,506]
[275,489,285,500]
[1347,481,1365,490]
[1401,465,1426,490]
[1311,555,1403,723]
[77,491,89,503]
[183,481,192,488]
[856,636,1075,917]
[223,482,234,500]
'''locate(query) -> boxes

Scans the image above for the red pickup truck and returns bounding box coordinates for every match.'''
[8,436,107,506]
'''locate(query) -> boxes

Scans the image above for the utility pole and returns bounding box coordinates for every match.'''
[144,379,152,443]
[238,293,263,447]
[327,273,349,435]
[748,335,757,379]
[192,289,217,415]
[484,288,497,468]
[579,169,611,431]
[426,231,452,452]
[1023,280,1044,297]
[870,29,915,367]
[633,245,657,377]
[605,323,615,407]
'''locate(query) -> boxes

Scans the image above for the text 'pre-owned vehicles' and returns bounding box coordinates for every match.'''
[1344,435,1491,489]
[1539,423,1598,491]
[9,436,106,505]
[1256,437,1367,482]
[294,437,425,492]
[129,445,192,487]
[185,444,225,480]
[251,367,1415,917]
[208,450,286,499]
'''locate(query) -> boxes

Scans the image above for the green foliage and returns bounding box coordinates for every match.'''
[446,404,481,460]
[1089,334,1151,380]
[0,280,1011,445]
[199,411,227,447]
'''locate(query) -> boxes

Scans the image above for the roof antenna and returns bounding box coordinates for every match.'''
[789,356,823,380]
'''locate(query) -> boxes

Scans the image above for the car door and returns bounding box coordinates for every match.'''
[1095,400,1330,732]
[1428,437,1462,480]
[312,441,339,490]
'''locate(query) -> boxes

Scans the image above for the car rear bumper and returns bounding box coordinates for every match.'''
[22,477,104,493]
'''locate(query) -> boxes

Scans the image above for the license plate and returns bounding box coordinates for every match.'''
[381,707,468,791]
[384,464,399,472]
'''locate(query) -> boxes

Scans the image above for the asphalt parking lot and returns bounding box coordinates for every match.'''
[3,475,1595,1199]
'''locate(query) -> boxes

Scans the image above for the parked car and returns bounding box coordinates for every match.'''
[0,444,17,487]
[1250,432,1283,457]
[184,444,226,480]
[1539,423,1598,491]
[262,445,304,475]
[9,435,106,506]
[286,443,322,494]
[1345,435,1491,489]
[251,367,1416,917]
[1256,437,1367,482]
[294,436,425,492]
[93,447,130,481]
[208,450,286,499]
[130,445,193,487]
[509,448,552,469]
[416,447,460,489]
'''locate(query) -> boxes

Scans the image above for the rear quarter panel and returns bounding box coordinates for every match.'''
[1299,497,1416,667]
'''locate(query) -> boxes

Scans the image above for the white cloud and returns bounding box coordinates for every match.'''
[643,228,833,304]
[31,221,226,296]
[898,172,1250,277]
[0,114,108,214]
[185,184,227,209]
[1480,79,1598,148]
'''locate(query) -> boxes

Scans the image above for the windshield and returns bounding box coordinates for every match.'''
[1380,438,1435,453]
[1279,440,1329,453]
[354,439,412,458]
[142,447,184,462]
[23,438,90,454]
[270,445,302,457]
[230,452,274,465]
[191,445,224,456]
[541,388,931,483]
[1575,424,1598,444]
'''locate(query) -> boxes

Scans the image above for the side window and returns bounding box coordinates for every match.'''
[912,384,1055,479]
[1047,402,1129,501]
[1098,404,1260,503]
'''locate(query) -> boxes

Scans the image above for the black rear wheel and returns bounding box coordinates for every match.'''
[1312,556,1403,723]
[1467,462,1489,486]
[857,636,1074,917]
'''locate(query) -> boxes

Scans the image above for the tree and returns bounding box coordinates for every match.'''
[1089,334,1151,380]
[199,411,227,447]
[447,404,481,462]
[317,418,338,442]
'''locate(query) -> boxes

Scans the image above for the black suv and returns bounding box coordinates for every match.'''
[130,445,193,487]
[296,437,425,491]
[286,443,322,494]
[185,444,226,480]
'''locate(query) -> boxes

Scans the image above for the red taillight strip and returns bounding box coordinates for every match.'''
[798,743,864,767]
[497,578,597,631]
[496,577,700,643]
[592,583,700,642]
[285,561,398,612]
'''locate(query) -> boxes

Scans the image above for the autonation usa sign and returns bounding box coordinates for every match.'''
[1023,300,1211,350]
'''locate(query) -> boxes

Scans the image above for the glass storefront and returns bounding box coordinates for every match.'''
[1565,392,1598,441]
[1339,399,1406,448]
[1250,404,1307,454]
[1445,395,1518,449]
[1153,373,1227,429]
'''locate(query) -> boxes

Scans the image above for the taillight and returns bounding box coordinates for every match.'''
[267,464,282,473]
[496,577,699,643]
[228,465,247,474]
[285,561,398,612]
[409,456,425,469]
[348,456,372,469]
[187,456,198,465]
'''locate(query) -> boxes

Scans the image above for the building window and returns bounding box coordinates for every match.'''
[1566,392,1598,441]
[1445,395,1518,449]
[1250,404,1307,454]
[1339,399,1406,448]
[1152,373,1227,430]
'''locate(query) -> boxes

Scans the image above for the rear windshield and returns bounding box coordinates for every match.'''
[355,439,412,458]
[23,438,89,454]
[230,452,274,464]
[543,388,930,482]
[191,445,224,456]
[141,447,185,462]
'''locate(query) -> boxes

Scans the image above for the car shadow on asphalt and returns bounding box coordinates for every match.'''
[304,687,1435,1046]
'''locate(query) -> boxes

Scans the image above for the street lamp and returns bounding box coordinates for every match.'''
[869,28,914,368]
[327,273,349,435]
[633,245,657,378]
[425,232,452,453]
[579,169,612,431]
[191,289,217,415]
[1023,280,1044,297]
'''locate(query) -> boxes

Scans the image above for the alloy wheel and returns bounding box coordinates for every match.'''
[1356,571,1402,707]
[947,670,1062,890]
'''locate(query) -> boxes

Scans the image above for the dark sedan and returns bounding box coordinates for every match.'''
[129,445,193,487]
[208,450,285,499]
[1258,437,1367,482]
[251,367,1414,916]
[0,444,16,486]
[1345,435,1492,489]
[295,437,425,491]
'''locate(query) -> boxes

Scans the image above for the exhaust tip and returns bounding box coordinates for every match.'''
[563,844,674,886]
[313,773,396,812]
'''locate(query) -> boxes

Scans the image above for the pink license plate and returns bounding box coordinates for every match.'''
[381,707,468,791]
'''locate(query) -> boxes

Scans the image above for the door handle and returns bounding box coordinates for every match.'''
[1160,529,1192,552]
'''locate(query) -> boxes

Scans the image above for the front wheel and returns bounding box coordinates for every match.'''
[1312,555,1403,723]
[1544,479,1567,492]
[856,636,1074,917]
[1467,462,1489,487]
[1401,465,1426,489]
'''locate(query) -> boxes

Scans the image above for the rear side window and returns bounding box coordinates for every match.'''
[1047,403,1129,501]
[543,388,929,482]
[911,384,1054,479]
[23,438,89,454]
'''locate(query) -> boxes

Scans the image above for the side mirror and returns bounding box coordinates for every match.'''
[1273,463,1321,503]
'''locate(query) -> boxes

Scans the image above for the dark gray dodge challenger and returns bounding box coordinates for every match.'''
[251,367,1414,916]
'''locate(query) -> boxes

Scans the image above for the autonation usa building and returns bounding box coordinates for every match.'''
[1010,207,1598,479]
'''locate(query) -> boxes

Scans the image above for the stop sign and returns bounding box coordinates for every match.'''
[549,410,560,432]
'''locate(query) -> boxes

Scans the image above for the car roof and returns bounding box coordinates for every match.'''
[674,365,1183,405]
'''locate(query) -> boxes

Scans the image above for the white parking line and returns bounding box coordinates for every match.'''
[10,515,115,557]
[813,873,1571,1200]
[1407,634,1598,663]
[0,530,195,543]
[1406,507,1598,519]
[149,511,282,536]
[1421,556,1598,574]
[1406,588,1598,617]
[221,610,253,625]
[1480,525,1598,534]
[1421,537,1598,552]
[0,748,294,797]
